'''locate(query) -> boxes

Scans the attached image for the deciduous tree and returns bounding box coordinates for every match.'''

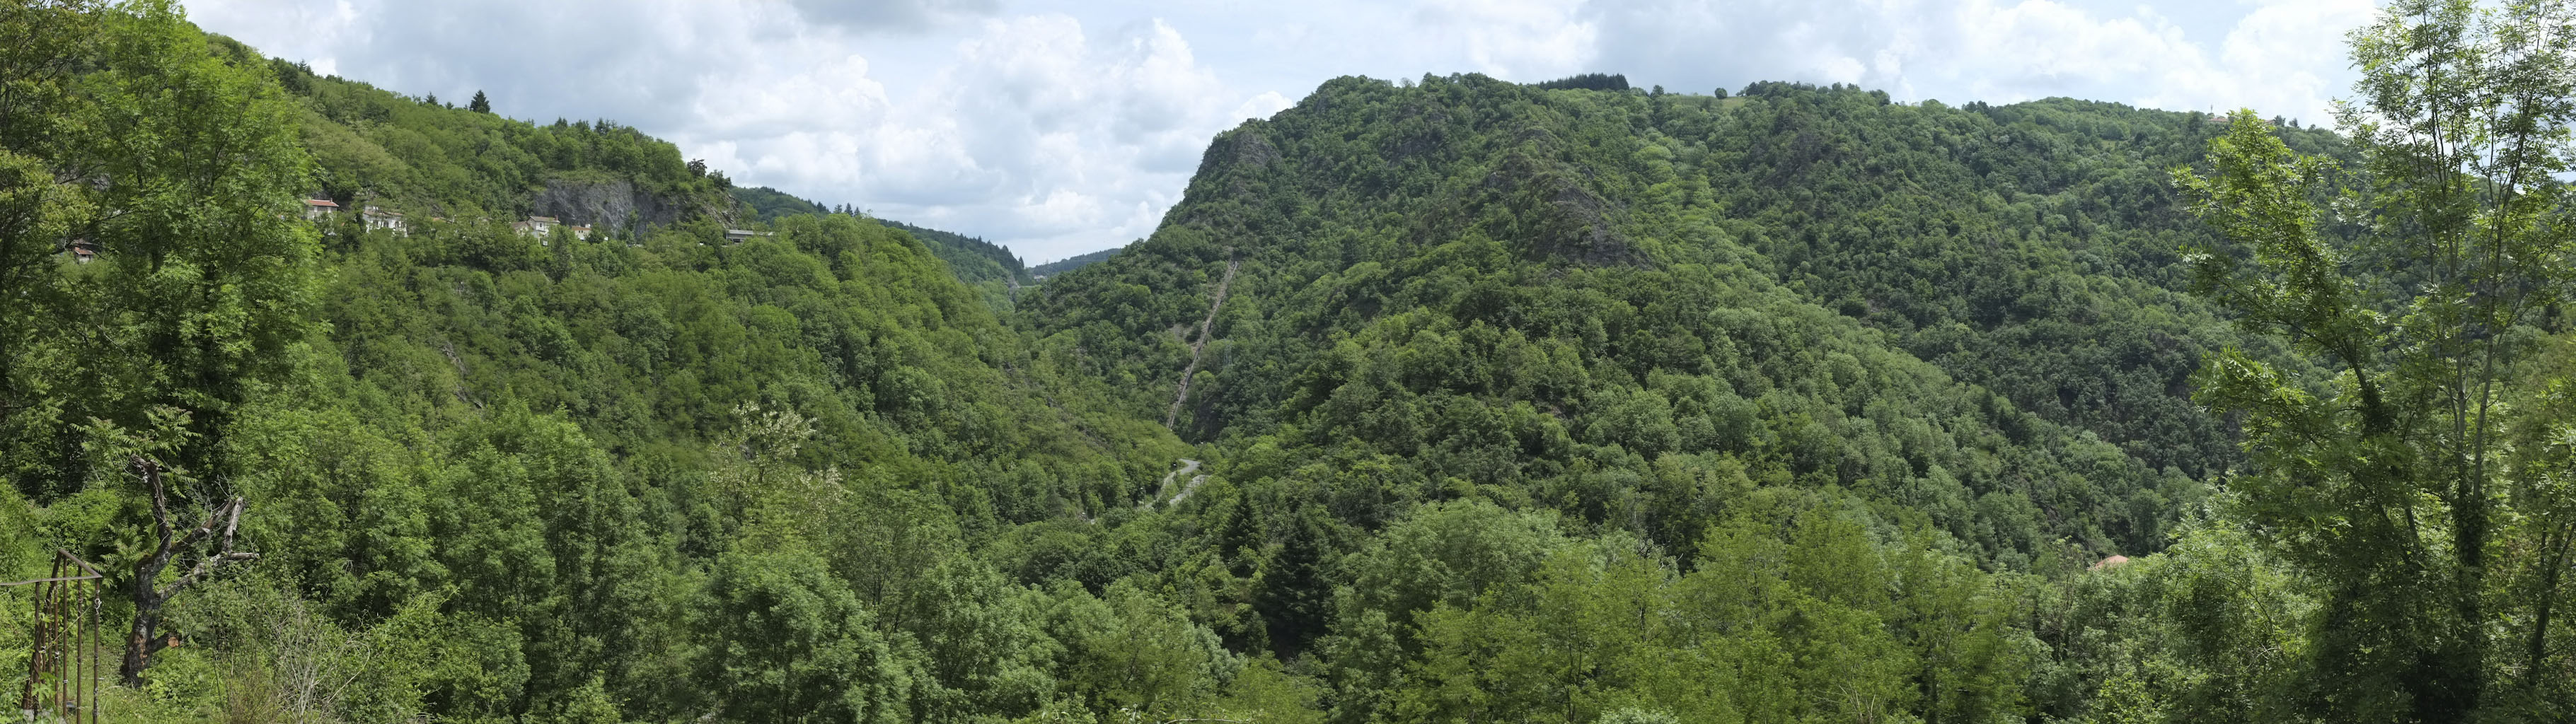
[2174,0,2576,718]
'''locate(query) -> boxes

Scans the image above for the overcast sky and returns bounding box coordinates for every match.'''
[179,0,2376,263]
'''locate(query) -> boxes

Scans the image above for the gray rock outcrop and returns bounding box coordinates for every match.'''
[531,175,732,232]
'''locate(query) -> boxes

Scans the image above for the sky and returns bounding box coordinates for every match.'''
[178,0,2379,263]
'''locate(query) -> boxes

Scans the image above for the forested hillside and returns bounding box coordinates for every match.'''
[1028,75,2311,564]
[4,1,2574,724]
[879,218,1033,309]
[1033,246,1124,278]
[730,185,830,222]
[251,44,737,234]
[733,185,1032,306]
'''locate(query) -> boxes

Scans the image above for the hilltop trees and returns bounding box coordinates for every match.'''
[468,88,489,113]
[267,59,734,226]
[1530,72,1629,91]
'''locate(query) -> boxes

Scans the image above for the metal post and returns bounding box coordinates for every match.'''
[5,551,104,724]
[79,578,87,724]
[16,565,31,722]
[52,568,64,723]
[17,558,35,722]
[67,575,76,724]
[43,559,59,723]
[48,564,61,723]
[84,591,95,724]
[54,568,66,723]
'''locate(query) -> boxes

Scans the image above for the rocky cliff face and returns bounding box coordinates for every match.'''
[531,175,734,230]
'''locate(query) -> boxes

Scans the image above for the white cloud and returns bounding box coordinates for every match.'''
[2214,0,2376,122]
[785,0,998,31]
[1231,91,1293,122]
[1578,0,2369,122]
[850,15,1268,252]
[1411,0,1598,78]
[182,0,1292,262]
[180,0,2379,262]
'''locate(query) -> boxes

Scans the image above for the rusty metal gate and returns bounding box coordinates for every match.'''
[6,549,101,724]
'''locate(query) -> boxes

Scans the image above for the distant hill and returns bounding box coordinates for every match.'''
[1027,74,2346,564]
[257,35,1033,304]
[246,42,740,230]
[874,218,1029,309]
[726,185,1029,304]
[1030,246,1122,278]
[729,185,827,222]
[1016,75,2366,720]
[874,218,1027,284]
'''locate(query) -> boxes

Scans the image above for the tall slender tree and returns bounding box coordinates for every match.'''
[2176,0,2576,719]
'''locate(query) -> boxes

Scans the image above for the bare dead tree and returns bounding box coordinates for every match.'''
[119,455,255,685]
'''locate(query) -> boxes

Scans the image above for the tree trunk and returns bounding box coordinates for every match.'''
[115,455,252,686]
[117,587,167,687]
[2531,520,2572,687]
[2430,477,2488,720]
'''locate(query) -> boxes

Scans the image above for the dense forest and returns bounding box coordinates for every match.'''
[732,185,831,222]
[734,185,1036,309]
[1033,247,1125,279]
[4,1,2574,723]
[874,219,1033,310]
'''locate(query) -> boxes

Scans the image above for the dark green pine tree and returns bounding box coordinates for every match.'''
[468,89,490,113]
[1254,505,1335,656]
[1213,494,1263,578]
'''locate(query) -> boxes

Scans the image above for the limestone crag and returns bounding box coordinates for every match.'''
[531,175,733,232]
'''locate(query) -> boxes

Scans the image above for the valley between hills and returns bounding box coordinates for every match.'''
[4,2,2574,723]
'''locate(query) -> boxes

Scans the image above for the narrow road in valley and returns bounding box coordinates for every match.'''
[1164,252,1240,429]
[1165,468,1211,508]
[1142,457,1205,510]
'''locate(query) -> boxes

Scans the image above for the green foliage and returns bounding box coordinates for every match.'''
[1027,71,2257,571]
[258,52,733,228]
[878,218,1027,282]
[2168,1,2576,719]
[2035,518,2314,723]
[224,201,1208,721]
[1530,73,1630,92]
[724,183,1031,303]
[1031,246,1124,278]
[729,185,828,222]
[877,217,1032,310]
[1325,492,2028,724]
[0,0,319,495]
[11,1,2576,723]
